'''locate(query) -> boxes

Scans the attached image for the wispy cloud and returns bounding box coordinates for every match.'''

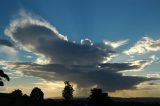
[104,39,128,49]
[124,37,160,55]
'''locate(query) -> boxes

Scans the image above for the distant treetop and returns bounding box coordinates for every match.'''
[0,69,10,86]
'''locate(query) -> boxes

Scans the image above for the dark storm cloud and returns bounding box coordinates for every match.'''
[0,39,14,47]
[5,15,113,65]
[99,63,140,71]
[4,11,157,92]
[98,60,151,72]
[6,62,156,91]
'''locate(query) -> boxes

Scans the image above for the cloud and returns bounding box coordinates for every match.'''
[124,37,160,55]
[109,81,160,98]
[81,38,93,46]
[99,58,156,72]
[0,39,17,61]
[25,55,33,58]
[146,73,160,78]
[3,10,157,93]
[0,39,14,47]
[0,46,17,61]
[99,62,142,72]
[126,59,155,72]
[103,39,128,49]
[2,61,156,92]
[5,10,113,65]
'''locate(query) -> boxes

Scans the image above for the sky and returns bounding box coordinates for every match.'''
[0,0,160,98]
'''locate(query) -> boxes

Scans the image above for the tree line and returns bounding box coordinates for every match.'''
[0,69,112,106]
[9,81,111,105]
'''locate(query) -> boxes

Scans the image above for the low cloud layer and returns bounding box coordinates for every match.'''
[3,10,157,92]
[1,61,155,91]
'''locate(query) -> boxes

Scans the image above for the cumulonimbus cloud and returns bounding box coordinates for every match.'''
[3,10,157,92]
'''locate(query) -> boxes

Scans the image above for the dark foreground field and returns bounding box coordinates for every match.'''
[1,93,160,106]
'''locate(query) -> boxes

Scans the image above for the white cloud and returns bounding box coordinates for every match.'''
[124,37,160,55]
[120,57,157,72]
[130,59,154,71]
[81,38,93,46]
[103,39,128,49]
[146,73,160,78]
[25,55,33,58]
[0,45,18,61]
[35,55,51,65]
[149,55,160,63]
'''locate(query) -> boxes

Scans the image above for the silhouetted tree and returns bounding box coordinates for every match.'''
[30,87,44,101]
[9,89,24,106]
[62,81,74,101]
[11,89,23,97]
[88,88,111,106]
[0,69,10,86]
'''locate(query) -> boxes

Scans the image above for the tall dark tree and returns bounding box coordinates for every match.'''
[88,88,111,106]
[62,81,74,101]
[0,69,10,86]
[30,87,44,101]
